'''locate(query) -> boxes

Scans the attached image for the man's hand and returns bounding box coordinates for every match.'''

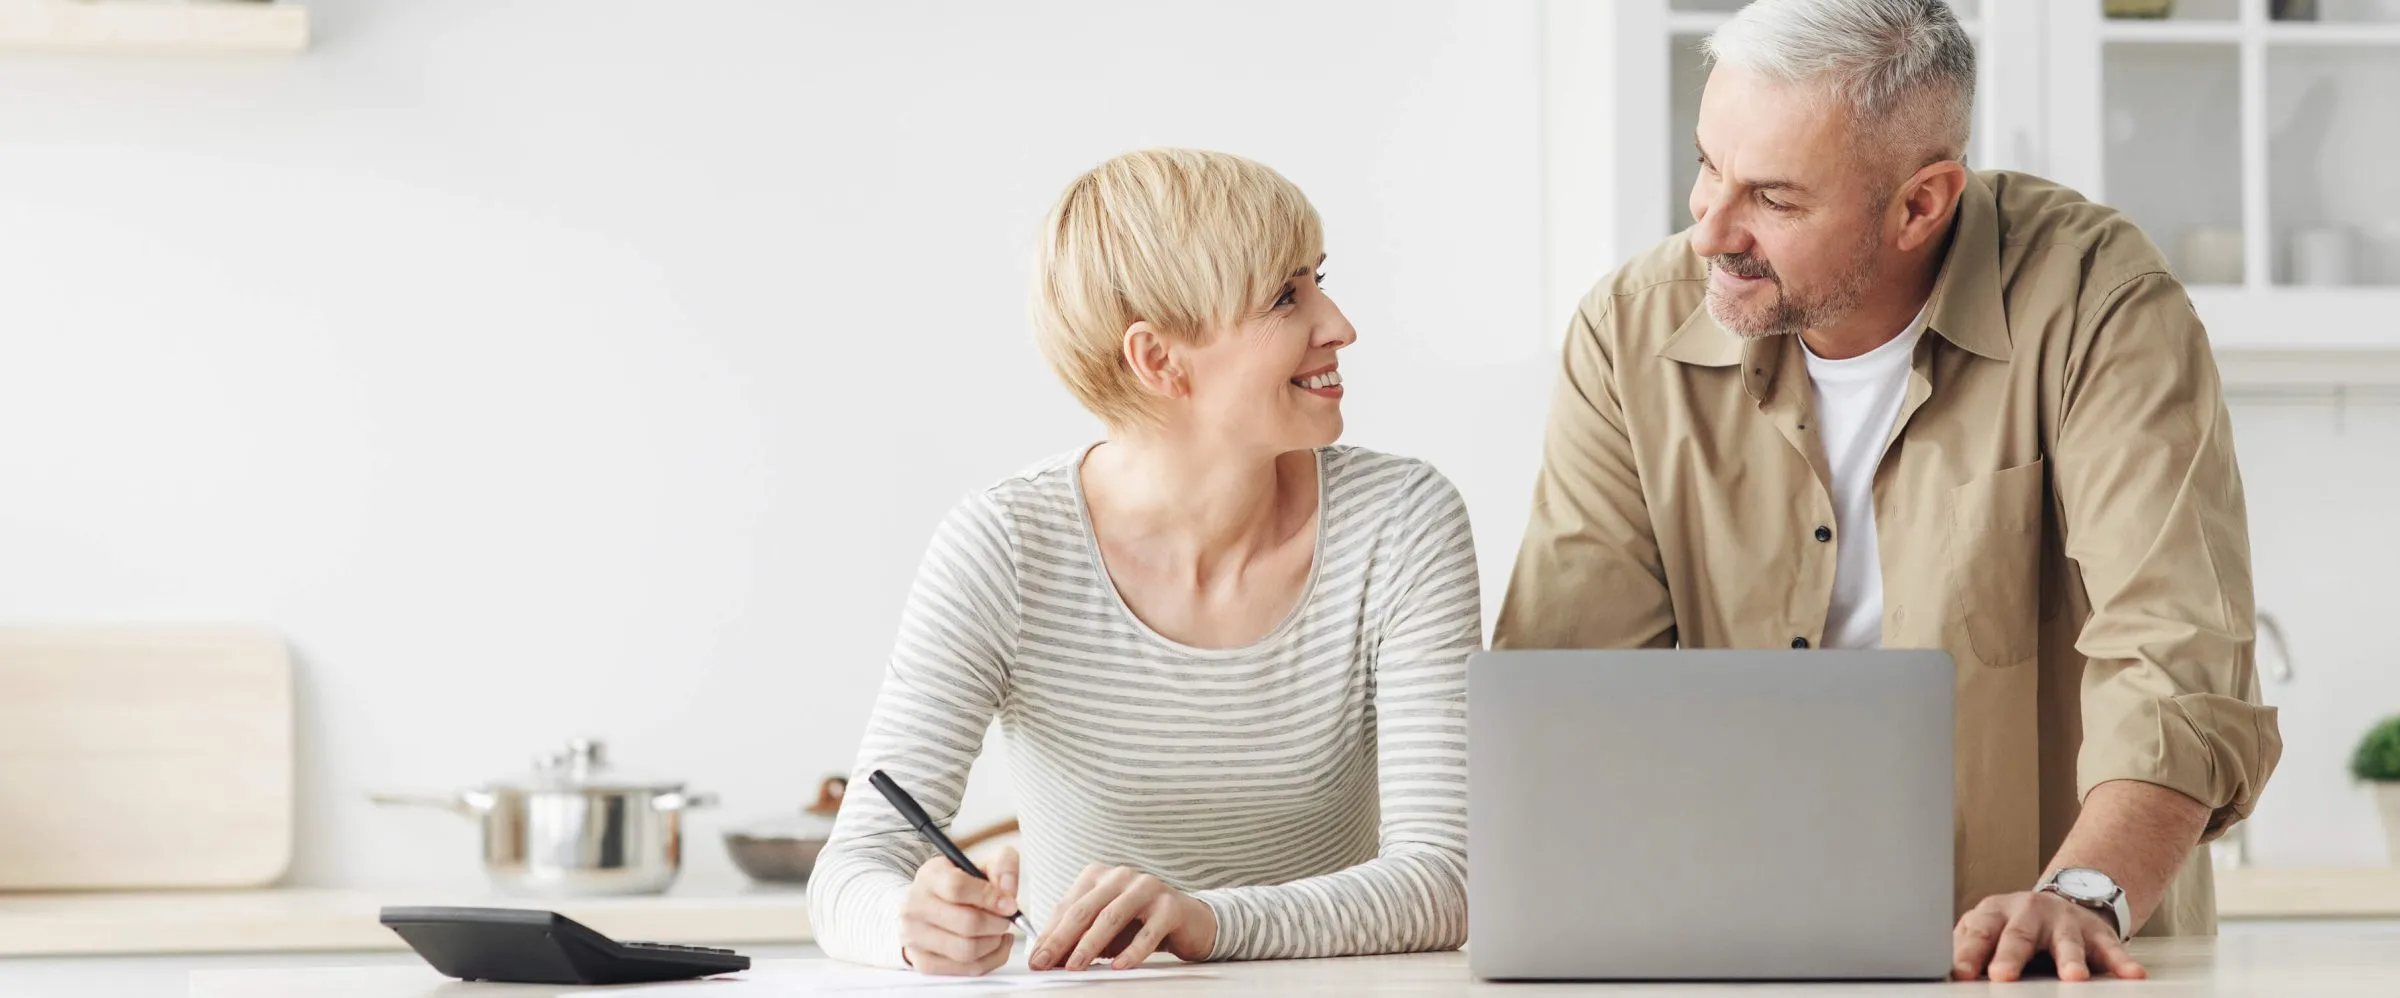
[1952,890,2145,982]
[1951,780,2207,981]
[1029,864,1216,971]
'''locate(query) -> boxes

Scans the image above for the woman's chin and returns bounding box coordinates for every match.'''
[1299,415,1344,449]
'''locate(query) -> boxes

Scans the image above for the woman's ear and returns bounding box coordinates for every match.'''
[1122,321,1184,399]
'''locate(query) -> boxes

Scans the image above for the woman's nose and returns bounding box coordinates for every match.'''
[1319,305,1359,349]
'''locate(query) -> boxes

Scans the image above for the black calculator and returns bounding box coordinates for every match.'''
[379,905,751,985]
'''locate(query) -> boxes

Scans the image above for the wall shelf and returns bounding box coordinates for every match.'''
[2101,19,2400,45]
[2192,288,2400,353]
[1666,10,1983,36]
[2263,22,2400,46]
[0,1,307,54]
[2098,20,2246,43]
[2216,349,2400,391]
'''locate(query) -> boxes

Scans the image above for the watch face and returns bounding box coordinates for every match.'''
[2055,868,2114,901]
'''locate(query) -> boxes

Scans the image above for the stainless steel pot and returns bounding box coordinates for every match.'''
[722,775,845,884]
[371,738,716,897]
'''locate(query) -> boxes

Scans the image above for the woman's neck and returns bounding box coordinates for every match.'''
[1080,435,1315,585]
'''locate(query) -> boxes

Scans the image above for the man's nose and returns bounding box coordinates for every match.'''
[1690,199,1749,261]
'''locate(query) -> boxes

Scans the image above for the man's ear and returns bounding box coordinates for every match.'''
[1895,160,1968,254]
[1122,321,1184,399]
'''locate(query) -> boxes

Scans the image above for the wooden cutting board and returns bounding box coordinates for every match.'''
[0,625,294,890]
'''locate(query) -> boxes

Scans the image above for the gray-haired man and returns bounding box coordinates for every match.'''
[1496,0,2280,983]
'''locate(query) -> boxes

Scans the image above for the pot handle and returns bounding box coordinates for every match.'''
[655,791,718,811]
[368,790,493,816]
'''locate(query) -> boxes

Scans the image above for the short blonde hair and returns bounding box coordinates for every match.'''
[1032,148,1325,428]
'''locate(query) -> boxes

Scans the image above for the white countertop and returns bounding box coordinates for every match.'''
[0,915,2392,997]
[171,934,2400,998]
[0,882,810,957]
[0,865,2377,960]
[2217,866,2400,919]
[0,945,827,998]
[0,868,2392,998]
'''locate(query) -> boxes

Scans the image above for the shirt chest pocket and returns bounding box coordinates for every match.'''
[1944,458,2045,667]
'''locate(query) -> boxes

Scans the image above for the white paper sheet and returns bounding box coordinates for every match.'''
[614,960,1211,996]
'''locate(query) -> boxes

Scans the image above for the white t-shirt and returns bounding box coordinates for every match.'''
[1802,310,1928,650]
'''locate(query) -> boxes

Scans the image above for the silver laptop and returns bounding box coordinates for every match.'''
[1467,649,1954,981]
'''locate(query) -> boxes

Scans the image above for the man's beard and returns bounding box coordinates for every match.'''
[1704,236,1880,340]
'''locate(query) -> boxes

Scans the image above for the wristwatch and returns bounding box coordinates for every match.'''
[2035,867,2132,942]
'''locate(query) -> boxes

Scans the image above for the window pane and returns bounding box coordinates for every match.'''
[2268,45,2400,286]
[2104,42,2246,285]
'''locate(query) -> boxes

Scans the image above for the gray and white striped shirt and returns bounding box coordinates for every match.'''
[808,444,1478,968]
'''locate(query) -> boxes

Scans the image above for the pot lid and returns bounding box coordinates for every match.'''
[727,776,846,840]
[491,738,688,793]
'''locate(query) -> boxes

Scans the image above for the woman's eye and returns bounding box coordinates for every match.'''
[1314,270,1327,287]
[1274,284,1297,308]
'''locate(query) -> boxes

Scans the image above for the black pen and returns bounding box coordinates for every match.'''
[866,769,1038,937]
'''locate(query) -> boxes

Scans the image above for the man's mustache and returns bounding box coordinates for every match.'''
[1711,253,1777,282]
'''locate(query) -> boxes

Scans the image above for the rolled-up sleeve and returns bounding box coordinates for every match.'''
[2056,270,2283,838]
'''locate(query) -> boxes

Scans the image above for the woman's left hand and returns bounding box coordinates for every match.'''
[1029,864,1217,971]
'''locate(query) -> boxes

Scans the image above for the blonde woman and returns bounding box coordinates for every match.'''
[807,149,1478,976]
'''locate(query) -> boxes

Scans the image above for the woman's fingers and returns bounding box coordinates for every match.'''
[1068,875,1162,970]
[903,854,1017,976]
[921,859,1016,916]
[902,924,987,970]
[971,928,1017,974]
[1031,863,1114,970]
[1097,921,1142,960]
[912,898,1013,940]
[1109,898,1180,970]
[990,847,1022,901]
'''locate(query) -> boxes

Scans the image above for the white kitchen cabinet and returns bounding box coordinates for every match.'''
[2047,0,2400,353]
[1542,0,2400,379]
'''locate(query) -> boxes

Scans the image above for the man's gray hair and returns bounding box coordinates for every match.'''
[1704,0,1976,166]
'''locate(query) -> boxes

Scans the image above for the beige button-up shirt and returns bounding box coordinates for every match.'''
[1495,170,2282,935]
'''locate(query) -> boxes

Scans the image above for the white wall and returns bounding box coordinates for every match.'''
[2228,396,2400,868]
[0,0,2385,892]
[0,0,1551,889]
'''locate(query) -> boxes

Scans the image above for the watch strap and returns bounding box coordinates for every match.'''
[2035,869,2132,943]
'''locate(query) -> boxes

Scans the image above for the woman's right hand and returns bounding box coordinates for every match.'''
[899,848,1021,976]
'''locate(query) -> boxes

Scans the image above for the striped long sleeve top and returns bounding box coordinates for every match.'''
[807,444,1480,968]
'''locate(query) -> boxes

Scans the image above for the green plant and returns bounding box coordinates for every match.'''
[2351,716,2400,782]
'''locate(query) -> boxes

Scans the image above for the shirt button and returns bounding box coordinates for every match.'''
[1814,525,1833,543]
[1791,637,1810,649]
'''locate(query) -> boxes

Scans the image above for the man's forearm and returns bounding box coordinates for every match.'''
[2043,779,2211,929]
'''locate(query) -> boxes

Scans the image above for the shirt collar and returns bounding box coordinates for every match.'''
[1923,170,2012,362]
[1658,287,1747,368]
